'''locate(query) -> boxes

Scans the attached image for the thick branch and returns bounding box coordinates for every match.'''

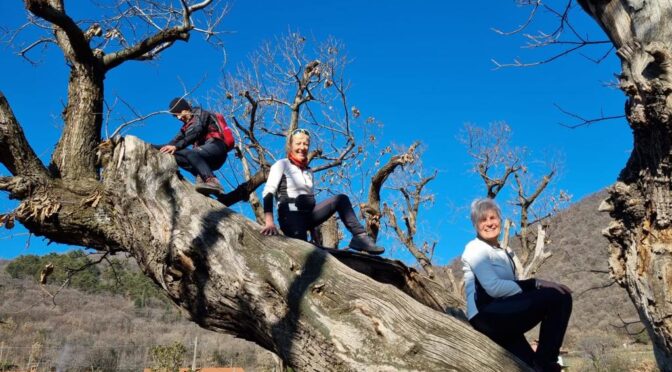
[0,92,49,178]
[24,0,95,64]
[217,167,269,206]
[103,27,190,70]
[363,143,418,240]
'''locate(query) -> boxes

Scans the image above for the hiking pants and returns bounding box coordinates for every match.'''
[172,140,227,179]
[278,194,366,241]
[469,287,572,368]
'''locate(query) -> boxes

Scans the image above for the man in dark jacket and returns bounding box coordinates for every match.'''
[159,97,227,195]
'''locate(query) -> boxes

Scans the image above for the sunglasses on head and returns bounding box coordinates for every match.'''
[291,128,310,136]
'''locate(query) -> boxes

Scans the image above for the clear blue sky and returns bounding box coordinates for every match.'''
[0,1,630,264]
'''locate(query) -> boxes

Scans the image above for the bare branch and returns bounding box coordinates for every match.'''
[554,103,625,128]
[0,92,49,178]
[491,1,541,36]
[102,0,220,70]
[25,0,95,64]
[362,143,418,240]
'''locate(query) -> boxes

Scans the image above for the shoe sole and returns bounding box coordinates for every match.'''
[195,186,224,196]
[348,246,384,255]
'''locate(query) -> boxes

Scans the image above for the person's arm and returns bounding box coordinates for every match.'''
[167,130,183,146]
[260,160,285,235]
[174,110,209,149]
[463,241,524,298]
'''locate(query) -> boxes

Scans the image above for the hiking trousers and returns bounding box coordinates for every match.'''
[469,287,572,368]
[172,139,227,179]
[278,194,366,241]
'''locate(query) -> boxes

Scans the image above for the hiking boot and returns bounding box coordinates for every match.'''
[348,233,384,255]
[195,176,223,196]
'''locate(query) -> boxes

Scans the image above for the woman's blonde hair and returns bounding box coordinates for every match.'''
[286,128,311,153]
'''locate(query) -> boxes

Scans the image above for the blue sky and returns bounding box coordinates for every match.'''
[0,1,630,264]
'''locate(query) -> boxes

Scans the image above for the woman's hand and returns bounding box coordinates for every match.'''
[261,213,278,236]
[536,278,572,294]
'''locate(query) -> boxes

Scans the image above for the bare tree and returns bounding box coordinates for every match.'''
[460,121,569,277]
[503,1,672,368]
[460,122,523,199]
[0,2,529,370]
[215,33,367,219]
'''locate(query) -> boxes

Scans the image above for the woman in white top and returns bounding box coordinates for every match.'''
[260,128,384,255]
[462,198,572,372]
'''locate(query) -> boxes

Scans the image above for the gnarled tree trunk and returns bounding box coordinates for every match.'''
[0,132,528,370]
[578,0,672,369]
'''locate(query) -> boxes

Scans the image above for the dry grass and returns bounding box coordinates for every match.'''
[0,263,277,372]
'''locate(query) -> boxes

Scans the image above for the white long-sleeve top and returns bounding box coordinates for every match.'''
[461,238,523,319]
[262,159,314,212]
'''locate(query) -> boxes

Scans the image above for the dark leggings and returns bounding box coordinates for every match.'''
[278,194,365,241]
[173,140,227,179]
[152,139,227,181]
[469,287,572,368]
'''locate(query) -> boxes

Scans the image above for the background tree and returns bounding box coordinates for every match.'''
[459,121,570,278]
[502,1,672,368]
[0,1,526,370]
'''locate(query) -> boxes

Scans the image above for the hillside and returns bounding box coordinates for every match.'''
[0,257,278,371]
[535,190,643,347]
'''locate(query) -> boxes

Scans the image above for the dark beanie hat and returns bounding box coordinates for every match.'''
[168,97,191,114]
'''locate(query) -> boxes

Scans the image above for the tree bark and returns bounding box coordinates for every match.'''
[579,1,672,369]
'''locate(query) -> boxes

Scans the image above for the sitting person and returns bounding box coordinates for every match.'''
[461,198,572,372]
[158,97,227,195]
[260,128,384,255]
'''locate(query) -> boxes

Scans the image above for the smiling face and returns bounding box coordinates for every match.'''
[476,209,501,245]
[289,133,310,161]
[173,109,192,124]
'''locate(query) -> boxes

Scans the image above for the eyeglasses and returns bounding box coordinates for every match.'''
[291,128,310,136]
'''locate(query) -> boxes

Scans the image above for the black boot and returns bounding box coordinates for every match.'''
[348,233,384,255]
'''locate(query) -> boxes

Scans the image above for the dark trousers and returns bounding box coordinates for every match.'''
[469,287,572,368]
[278,194,365,241]
[172,140,227,180]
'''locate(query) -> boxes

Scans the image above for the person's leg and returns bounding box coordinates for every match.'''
[278,208,309,241]
[308,194,365,235]
[196,140,228,172]
[470,312,537,367]
[469,288,571,369]
[534,289,573,368]
[173,148,211,178]
[172,149,199,177]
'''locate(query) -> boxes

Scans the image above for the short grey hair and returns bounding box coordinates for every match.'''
[470,198,502,227]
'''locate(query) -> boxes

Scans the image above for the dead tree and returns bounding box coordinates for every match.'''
[0,1,530,370]
[216,34,362,219]
[460,122,567,278]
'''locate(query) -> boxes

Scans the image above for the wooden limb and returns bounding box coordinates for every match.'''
[103,27,189,70]
[24,0,95,64]
[363,143,418,240]
[102,0,215,70]
[217,168,269,206]
[0,92,49,178]
[521,224,551,279]
[325,248,465,318]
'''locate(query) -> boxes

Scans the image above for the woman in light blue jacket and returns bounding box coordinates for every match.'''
[462,198,572,372]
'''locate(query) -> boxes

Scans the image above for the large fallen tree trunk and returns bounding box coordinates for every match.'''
[1,133,528,370]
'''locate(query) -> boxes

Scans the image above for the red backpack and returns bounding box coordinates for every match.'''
[204,112,235,152]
